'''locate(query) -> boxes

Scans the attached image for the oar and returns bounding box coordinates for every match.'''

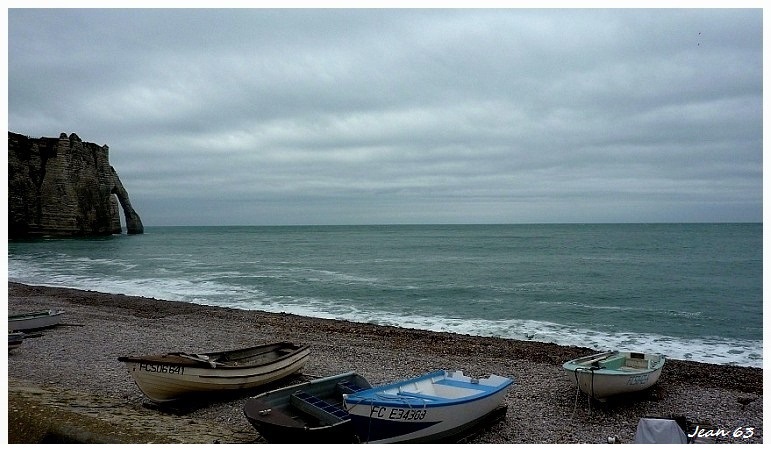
[176,353,220,368]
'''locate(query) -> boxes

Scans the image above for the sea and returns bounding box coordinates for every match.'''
[6,223,763,368]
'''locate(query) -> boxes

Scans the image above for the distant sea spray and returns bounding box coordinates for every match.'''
[8,223,763,368]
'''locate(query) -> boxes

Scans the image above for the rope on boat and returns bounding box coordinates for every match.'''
[373,392,429,409]
[589,368,595,416]
[571,377,581,419]
[177,353,219,368]
[571,367,596,417]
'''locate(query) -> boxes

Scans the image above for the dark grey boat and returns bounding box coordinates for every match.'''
[243,371,371,443]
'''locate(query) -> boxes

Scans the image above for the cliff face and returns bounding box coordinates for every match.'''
[8,132,144,238]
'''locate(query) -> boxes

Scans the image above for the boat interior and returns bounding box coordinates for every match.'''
[600,354,650,371]
[379,378,486,401]
[284,379,367,426]
[574,352,661,372]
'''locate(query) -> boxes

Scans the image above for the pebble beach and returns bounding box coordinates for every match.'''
[6,282,764,444]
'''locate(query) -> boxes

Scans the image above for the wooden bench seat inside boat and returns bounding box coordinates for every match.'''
[290,391,350,425]
[623,357,650,369]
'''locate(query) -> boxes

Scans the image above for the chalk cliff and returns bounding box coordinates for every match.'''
[8,132,144,238]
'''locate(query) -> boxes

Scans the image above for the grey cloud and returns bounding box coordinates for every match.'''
[8,8,762,225]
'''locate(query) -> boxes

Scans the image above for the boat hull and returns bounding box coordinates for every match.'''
[119,342,310,403]
[8,332,25,351]
[343,370,513,443]
[563,351,666,401]
[9,309,65,331]
[243,372,372,443]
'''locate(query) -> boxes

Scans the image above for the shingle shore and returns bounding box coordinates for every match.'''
[7,282,763,444]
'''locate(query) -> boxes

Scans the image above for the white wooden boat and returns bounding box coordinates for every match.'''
[8,309,65,331]
[343,369,513,443]
[563,350,666,401]
[8,332,26,351]
[118,341,310,403]
[243,372,372,443]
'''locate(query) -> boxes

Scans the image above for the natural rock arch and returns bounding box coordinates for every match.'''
[8,131,144,238]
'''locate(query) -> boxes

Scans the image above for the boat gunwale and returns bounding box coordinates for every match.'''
[196,354,310,379]
[117,342,310,370]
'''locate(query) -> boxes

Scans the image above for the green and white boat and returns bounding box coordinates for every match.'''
[563,350,665,401]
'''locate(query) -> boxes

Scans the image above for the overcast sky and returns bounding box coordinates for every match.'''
[6,5,764,226]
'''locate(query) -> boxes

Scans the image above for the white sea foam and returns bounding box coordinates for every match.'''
[8,251,762,369]
[344,312,763,368]
[206,289,764,369]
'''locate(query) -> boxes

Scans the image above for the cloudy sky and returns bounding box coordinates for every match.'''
[7,5,763,226]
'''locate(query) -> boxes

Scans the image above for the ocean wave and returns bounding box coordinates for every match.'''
[9,270,762,368]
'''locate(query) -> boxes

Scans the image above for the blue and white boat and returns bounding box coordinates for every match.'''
[342,369,513,443]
